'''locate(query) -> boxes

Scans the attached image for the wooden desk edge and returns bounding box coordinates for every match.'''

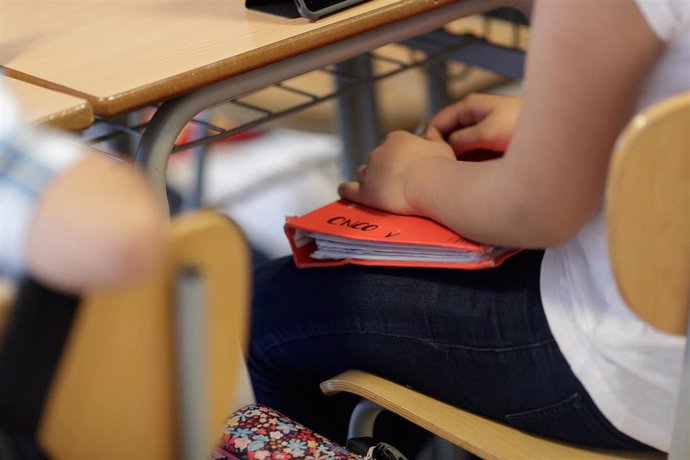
[38,101,94,131]
[3,73,95,131]
[5,0,467,117]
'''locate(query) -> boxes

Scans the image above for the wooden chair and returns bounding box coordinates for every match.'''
[0,210,251,460]
[321,92,690,460]
[0,278,15,335]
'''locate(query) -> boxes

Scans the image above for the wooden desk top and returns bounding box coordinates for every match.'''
[2,75,94,131]
[0,0,462,117]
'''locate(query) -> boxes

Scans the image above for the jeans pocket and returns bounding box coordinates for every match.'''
[505,393,648,450]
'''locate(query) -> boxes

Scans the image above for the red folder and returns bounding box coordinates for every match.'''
[285,200,520,269]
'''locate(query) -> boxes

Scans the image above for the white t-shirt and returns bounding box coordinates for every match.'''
[540,0,690,452]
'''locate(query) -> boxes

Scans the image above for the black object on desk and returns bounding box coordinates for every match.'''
[246,0,369,21]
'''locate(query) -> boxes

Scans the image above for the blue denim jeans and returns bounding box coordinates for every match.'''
[249,250,651,452]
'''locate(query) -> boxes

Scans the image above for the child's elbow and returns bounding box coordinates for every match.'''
[530,223,578,248]
[513,201,592,249]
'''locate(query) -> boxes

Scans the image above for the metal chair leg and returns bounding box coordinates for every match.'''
[348,399,385,439]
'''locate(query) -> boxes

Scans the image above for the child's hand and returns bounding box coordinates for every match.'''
[426,93,522,156]
[338,127,454,215]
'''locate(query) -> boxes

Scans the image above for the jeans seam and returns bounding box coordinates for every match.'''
[255,330,556,359]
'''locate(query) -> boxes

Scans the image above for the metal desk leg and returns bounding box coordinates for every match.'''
[425,59,451,119]
[335,54,382,179]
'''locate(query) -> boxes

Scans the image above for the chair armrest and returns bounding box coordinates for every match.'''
[321,370,664,460]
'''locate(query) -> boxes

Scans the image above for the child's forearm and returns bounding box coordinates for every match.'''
[406,155,580,249]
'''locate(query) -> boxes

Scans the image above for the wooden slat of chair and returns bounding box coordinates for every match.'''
[320,370,661,460]
[36,210,250,460]
[322,92,690,460]
[607,91,690,335]
[0,278,16,336]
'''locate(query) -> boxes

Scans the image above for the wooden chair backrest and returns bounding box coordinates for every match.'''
[606,91,690,335]
[0,278,15,336]
[36,210,251,459]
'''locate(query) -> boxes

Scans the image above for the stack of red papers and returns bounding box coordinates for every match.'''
[285,200,519,269]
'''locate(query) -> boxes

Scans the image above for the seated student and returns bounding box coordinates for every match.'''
[249,0,689,454]
[0,82,165,293]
